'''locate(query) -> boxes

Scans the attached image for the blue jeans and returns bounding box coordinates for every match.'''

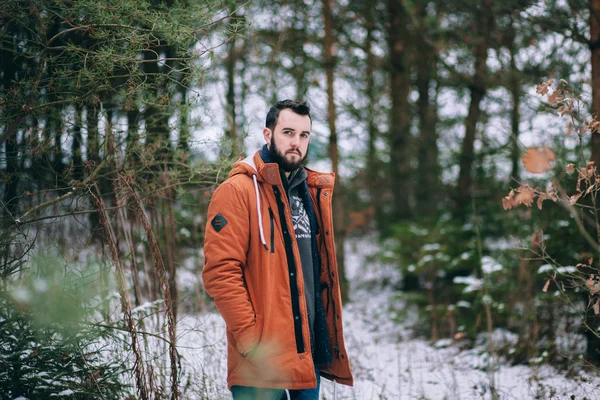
[231,366,320,400]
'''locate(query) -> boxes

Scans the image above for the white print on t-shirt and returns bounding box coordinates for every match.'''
[291,196,311,239]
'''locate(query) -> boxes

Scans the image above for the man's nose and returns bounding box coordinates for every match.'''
[289,135,300,147]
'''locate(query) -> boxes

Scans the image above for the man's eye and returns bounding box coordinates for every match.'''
[301,134,308,138]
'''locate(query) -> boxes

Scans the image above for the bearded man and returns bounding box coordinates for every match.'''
[202,100,353,400]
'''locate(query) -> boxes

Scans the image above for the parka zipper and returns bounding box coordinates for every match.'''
[316,188,341,358]
[268,207,275,254]
[272,185,305,354]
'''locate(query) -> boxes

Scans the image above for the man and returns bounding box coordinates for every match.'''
[202,100,353,399]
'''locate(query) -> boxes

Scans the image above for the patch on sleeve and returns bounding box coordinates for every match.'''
[211,213,228,232]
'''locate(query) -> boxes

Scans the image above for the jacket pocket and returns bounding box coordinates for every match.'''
[234,313,262,358]
[268,208,275,254]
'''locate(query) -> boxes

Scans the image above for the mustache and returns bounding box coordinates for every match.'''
[286,149,302,156]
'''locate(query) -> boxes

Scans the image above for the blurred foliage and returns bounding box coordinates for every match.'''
[0,257,130,399]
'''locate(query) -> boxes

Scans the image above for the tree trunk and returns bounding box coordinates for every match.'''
[127,108,141,169]
[72,104,84,181]
[143,47,172,165]
[225,35,240,157]
[587,0,600,365]
[2,42,19,221]
[87,105,100,166]
[455,0,493,216]
[591,0,600,168]
[177,86,190,157]
[50,103,65,185]
[323,0,349,303]
[415,3,440,217]
[508,17,521,182]
[364,5,384,228]
[87,105,101,239]
[388,0,413,220]
[3,131,19,221]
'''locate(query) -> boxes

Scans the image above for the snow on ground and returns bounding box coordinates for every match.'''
[177,235,600,399]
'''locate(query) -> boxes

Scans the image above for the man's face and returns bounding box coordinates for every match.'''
[264,109,311,172]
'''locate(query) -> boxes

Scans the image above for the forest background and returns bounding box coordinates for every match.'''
[2,0,600,398]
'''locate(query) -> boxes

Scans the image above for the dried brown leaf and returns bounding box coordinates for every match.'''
[502,189,515,210]
[536,80,553,96]
[566,164,575,174]
[546,189,559,202]
[548,89,562,105]
[566,121,574,136]
[542,279,551,293]
[586,185,594,195]
[521,147,556,174]
[569,192,583,205]
[515,185,536,207]
[537,193,547,210]
[594,299,600,315]
[586,276,600,296]
[557,105,568,116]
[587,161,596,177]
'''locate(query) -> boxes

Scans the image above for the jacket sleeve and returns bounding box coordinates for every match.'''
[202,181,258,356]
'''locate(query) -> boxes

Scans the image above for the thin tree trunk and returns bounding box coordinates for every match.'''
[364,5,383,227]
[591,0,600,168]
[127,108,141,168]
[166,187,178,323]
[3,131,19,220]
[87,105,101,240]
[456,0,493,216]
[51,104,65,185]
[587,0,600,365]
[72,104,84,181]
[509,17,521,182]
[143,47,172,164]
[323,0,348,302]
[415,3,439,216]
[2,49,19,220]
[293,3,308,99]
[225,13,241,158]
[388,0,412,220]
[226,41,238,153]
[87,105,100,167]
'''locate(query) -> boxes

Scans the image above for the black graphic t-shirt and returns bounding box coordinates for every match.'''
[286,170,315,333]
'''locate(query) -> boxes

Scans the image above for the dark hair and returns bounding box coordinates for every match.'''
[265,100,311,131]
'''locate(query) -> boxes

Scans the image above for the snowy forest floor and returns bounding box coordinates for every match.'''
[176,236,600,400]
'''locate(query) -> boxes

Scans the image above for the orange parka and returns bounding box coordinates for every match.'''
[202,151,353,390]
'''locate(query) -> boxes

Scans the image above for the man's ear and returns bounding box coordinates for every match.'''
[263,128,271,144]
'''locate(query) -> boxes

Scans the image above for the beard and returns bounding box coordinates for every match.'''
[268,136,309,172]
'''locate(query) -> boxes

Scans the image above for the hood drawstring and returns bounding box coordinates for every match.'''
[252,174,269,251]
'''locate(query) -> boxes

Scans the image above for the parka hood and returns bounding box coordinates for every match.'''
[229,145,336,189]
[228,145,335,253]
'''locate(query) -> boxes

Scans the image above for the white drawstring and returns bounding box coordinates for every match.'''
[252,174,268,250]
[285,389,291,400]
